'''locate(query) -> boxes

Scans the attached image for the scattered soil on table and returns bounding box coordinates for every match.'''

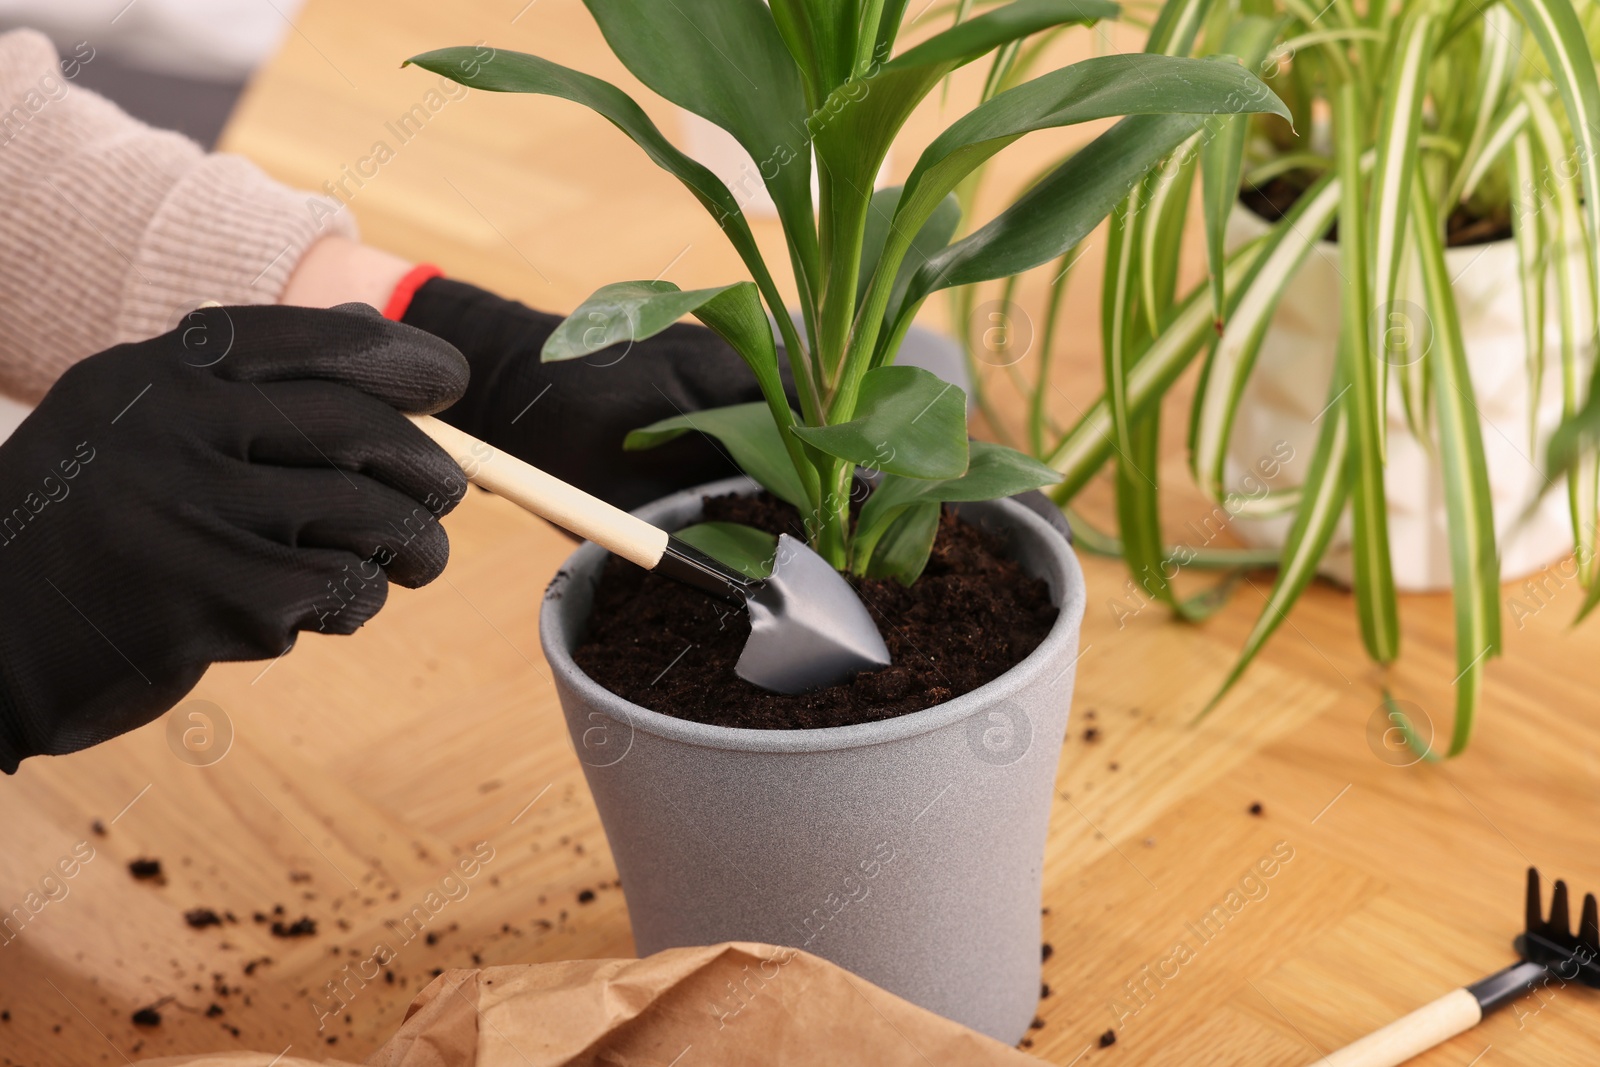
[128,858,164,883]
[268,916,316,938]
[1099,1028,1118,1048]
[131,1007,161,1027]
[183,908,223,929]
[1241,173,1512,246]
[573,491,1058,730]
[1249,802,1265,817]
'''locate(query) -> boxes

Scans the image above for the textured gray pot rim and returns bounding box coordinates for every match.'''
[539,475,1088,755]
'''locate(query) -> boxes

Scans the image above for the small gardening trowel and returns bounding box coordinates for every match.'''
[1315,867,1599,1066]
[409,415,891,694]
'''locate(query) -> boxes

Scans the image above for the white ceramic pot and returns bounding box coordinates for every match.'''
[1223,204,1589,590]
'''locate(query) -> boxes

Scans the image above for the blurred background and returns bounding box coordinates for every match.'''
[0,0,304,438]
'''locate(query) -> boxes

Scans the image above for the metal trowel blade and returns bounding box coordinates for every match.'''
[735,534,892,695]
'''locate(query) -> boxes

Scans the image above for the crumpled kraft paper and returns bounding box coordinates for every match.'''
[139,941,1047,1067]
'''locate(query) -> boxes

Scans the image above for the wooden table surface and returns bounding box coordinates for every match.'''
[5,2,1600,1065]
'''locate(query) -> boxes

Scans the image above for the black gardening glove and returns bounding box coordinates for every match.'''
[0,304,470,772]
[405,277,772,511]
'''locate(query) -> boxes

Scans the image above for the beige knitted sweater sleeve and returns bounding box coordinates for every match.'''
[0,29,355,402]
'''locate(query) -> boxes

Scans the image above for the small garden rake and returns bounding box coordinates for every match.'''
[1320,868,1599,1066]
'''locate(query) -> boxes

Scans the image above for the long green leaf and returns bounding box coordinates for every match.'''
[1456,99,1529,205]
[542,280,817,507]
[1144,0,1215,54]
[1412,178,1502,756]
[1509,130,1547,451]
[853,440,1060,568]
[865,502,942,583]
[1445,4,1521,210]
[1335,83,1399,665]
[1188,169,1344,498]
[1549,377,1600,619]
[542,281,744,362]
[581,0,819,314]
[673,522,777,579]
[1048,239,1269,498]
[1141,138,1201,335]
[402,46,820,422]
[838,57,1286,418]
[1367,8,1436,460]
[1198,16,1284,329]
[769,0,856,105]
[857,187,964,325]
[791,366,969,478]
[1062,504,1284,568]
[873,0,916,62]
[1200,371,1352,718]
[812,0,1116,384]
[1032,245,1080,455]
[625,402,809,508]
[1506,0,1600,317]
[894,55,1289,304]
[1101,166,1191,619]
[1524,84,1599,585]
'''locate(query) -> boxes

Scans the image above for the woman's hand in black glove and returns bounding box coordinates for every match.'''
[403,277,773,512]
[0,304,470,772]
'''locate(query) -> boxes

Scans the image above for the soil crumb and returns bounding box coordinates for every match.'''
[185,908,223,929]
[128,858,164,883]
[269,916,316,938]
[574,492,1058,729]
[1099,1028,1117,1048]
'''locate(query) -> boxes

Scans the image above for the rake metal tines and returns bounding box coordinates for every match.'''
[1515,866,1600,988]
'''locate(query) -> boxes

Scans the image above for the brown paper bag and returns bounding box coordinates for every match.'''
[140,942,1046,1067]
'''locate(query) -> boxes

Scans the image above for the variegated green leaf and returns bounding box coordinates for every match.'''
[1047,239,1269,497]
[1509,129,1548,450]
[1523,84,1599,585]
[1412,177,1502,755]
[1506,0,1600,316]
[1199,370,1352,718]
[1334,82,1399,665]
[1198,16,1284,329]
[1367,7,1436,460]
[1188,169,1345,499]
[1445,4,1521,210]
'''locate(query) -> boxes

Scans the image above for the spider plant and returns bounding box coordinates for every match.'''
[974,0,1600,754]
[406,0,1285,586]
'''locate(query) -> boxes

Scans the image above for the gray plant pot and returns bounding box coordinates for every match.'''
[539,477,1087,1045]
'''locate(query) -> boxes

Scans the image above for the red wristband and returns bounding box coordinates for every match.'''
[382,263,444,321]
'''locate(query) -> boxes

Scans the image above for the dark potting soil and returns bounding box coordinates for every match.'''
[572,491,1058,730]
[1241,173,1512,246]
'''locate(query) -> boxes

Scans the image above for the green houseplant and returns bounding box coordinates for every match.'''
[405,0,1285,1043]
[408,0,1286,586]
[961,0,1600,757]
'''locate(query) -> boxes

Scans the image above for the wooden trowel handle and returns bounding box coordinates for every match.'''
[408,414,669,570]
[1318,988,1482,1067]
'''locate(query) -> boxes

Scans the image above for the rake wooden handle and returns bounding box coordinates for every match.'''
[1319,988,1481,1067]
[408,414,668,570]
